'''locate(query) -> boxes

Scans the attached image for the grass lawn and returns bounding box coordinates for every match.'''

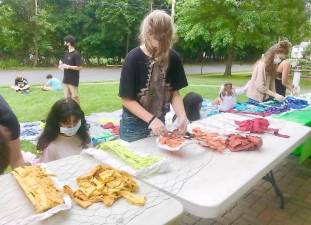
[1,72,310,122]
[1,72,311,168]
[0,82,121,122]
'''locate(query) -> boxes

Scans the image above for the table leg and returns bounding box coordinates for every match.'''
[263,170,285,209]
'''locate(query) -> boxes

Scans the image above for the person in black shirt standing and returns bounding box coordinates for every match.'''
[59,35,82,104]
[119,10,188,142]
[0,95,24,174]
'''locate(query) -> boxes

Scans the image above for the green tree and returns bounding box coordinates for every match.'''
[1,0,54,65]
[0,4,17,57]
[50,0,149,63]
[85,0,149,60]
[176,0,309,76]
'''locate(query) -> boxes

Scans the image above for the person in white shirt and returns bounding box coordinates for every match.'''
[214,82,249,111]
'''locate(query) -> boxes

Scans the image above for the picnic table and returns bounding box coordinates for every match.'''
[0,155,183,225]
[122,113,311,218]
[9,104,310,223]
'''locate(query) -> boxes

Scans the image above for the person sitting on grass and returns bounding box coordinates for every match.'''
[37,98,90,162]
[42,74,62,91]
[213,82,249,111]
[12,75,30,93]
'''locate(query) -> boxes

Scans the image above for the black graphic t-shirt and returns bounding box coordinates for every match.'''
[119,47,188,117]
[0,95,20,140]
[62,50,82,87]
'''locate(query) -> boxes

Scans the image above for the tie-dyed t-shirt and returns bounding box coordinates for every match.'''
[119,47,188,118]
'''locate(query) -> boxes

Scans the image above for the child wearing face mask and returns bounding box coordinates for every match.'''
[37,98,90,162]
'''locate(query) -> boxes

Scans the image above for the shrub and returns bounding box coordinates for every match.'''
[0,59,21,69]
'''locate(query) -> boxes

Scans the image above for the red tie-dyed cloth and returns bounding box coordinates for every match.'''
[235,118,289,138]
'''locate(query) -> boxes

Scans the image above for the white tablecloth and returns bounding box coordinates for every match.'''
[0,155,183,225]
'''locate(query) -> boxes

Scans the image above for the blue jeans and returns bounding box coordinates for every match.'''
[120,109,165,142]
[120,110,151,142]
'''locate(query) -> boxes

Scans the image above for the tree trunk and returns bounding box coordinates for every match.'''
[150,0,153,11]
[33,36,38,66]
[33,0,38,66]
[171,0,176,23]
[224,46,235,76]
[125,32,130,57]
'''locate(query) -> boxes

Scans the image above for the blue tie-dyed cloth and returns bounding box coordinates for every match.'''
[200,99,220,118]
[234,96,309,115]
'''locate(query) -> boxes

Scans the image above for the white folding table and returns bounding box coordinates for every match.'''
[124,113,311,218]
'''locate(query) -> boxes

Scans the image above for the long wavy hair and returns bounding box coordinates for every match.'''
[0,128,10,174]
[139,10,175,65]
[263,40,292,75]
[37,98,90,151]
[219,82,233,98]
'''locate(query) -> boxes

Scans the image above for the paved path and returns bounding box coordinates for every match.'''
[0,64,253,86]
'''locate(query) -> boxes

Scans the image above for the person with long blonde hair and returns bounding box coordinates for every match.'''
[118,10,188,142]
[247,40,291,102]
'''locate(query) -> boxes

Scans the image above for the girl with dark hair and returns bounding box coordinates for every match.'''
[37,98,90,162]
[183,92,203,122]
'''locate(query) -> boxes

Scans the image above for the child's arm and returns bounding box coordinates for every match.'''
[213,97,222,105]
[235,81,250,96]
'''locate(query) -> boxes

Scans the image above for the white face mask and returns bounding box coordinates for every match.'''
[60,120,81,136]
[273,57,282,64]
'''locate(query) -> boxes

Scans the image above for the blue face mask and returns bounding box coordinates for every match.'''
[60,120,81,136]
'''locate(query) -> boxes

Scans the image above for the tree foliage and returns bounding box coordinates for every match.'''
[0,0,310,68]
[176,0,310,75]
